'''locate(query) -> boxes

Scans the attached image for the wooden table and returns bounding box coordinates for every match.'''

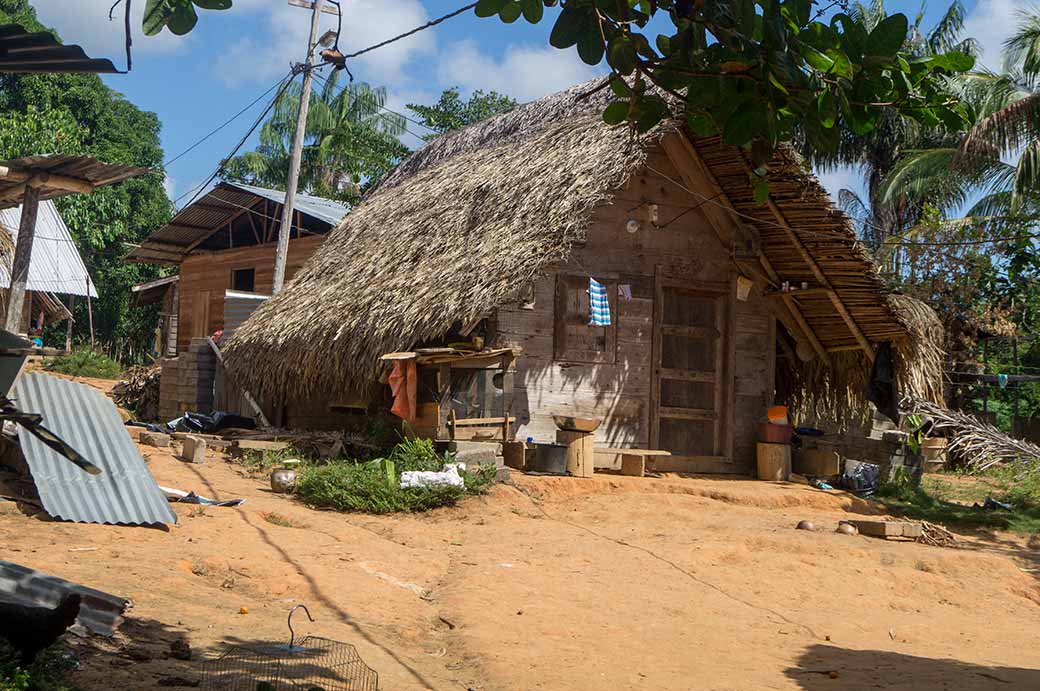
[595,448,672,477]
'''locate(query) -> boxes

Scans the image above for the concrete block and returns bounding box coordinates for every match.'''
[843,519,922,539]
[179,435,207,464]
[140,431,171,448]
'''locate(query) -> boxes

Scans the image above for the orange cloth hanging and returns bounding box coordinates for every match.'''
[389,360,417,422]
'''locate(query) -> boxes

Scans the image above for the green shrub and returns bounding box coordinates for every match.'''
[44,349,122,380]
[294,438,495,514]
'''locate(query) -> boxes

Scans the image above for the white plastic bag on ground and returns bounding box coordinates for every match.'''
[400,463,465,489]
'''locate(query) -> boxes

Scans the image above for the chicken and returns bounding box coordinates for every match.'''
[0,593,81,664]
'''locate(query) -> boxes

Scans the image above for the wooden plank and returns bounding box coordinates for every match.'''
[206,337,271,428]
[744,158,876,362]
[661,325,720,339]
[658,406,716,421]
[659,368,715,383]
[650,455,733,474]
[450,416,515,426]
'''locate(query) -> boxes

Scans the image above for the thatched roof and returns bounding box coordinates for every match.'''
[224,79,942,413]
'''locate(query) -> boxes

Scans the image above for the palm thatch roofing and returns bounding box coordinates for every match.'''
[224,79,943,417]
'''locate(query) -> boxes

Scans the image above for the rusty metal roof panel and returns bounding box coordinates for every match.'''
[0,560,129,636]
[0,24,119,74]
[12,373,176,526]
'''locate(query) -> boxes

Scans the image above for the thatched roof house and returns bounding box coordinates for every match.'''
[224,79,942,473]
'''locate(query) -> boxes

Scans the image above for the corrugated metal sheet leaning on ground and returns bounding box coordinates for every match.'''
[11,373,176,526]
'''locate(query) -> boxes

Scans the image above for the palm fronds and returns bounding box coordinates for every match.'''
[905,397,1040,472]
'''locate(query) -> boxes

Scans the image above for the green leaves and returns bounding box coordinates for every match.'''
[866,14,908,58]
[473,1,974,198]
[143,0,231,36]
[477,0,545,24]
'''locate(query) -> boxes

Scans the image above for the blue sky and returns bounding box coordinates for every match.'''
[28,0,1023,208]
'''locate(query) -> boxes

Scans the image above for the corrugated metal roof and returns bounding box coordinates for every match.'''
[0,155,149,210]
[223,291,268,342]
[12,373,177,526]
[127,181,349,265]
[229,183,350,227]
[0,24,119,74]
[0,560,129,637]
[0,200,97,297]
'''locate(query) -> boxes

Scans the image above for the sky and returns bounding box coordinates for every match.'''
[26,0,1026,208]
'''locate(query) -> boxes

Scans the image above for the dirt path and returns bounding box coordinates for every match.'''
[2,446,1040,690]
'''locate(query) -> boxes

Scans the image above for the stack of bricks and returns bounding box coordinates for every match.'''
[157,338,217,422]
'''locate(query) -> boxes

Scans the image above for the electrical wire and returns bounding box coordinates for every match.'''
[309,70,433,142]
[174,68,302,208]
[337,3,477,61]
[164,77,291,168]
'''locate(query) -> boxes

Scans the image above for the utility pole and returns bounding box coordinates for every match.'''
[273,0,327,294]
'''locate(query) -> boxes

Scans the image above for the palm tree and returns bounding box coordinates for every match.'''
[221,71,409,202]
[800,0,976,266]
[879,9,1040,231]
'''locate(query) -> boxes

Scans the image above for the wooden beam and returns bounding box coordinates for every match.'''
[0,168,92,194]
[206,337,271,428]
[782,293,830,366]
[4,184,40,333]
[741,159,876,363]
[659,133,736,251]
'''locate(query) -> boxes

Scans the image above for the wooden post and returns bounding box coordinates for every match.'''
[982,337,989,414]
[4,184,40,333]
[86,276,94,350]
[557,429,595,478]
[65,295,75,352]
[272,0,326,294]
[1013,337,1020,436]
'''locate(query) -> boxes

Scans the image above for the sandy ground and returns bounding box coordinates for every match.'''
[3,444,1040,690]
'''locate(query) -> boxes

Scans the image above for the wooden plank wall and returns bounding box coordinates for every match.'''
[493,145,775,472]
[177,235,324,353]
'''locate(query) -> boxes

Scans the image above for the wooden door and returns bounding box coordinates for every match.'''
[651,279,729,462]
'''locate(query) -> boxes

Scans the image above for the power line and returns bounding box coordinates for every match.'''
[337,3,477,61]
[164,77,290,168]
[174,69,301,208]
[309,70,431,142]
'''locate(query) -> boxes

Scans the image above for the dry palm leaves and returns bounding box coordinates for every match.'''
[905,397,1040,472]
[111,365,161,422]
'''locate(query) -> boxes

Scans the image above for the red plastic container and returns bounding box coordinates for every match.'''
[759,422,794,444]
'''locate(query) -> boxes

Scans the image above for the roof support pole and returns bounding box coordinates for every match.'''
[273,0,326,294]
[4,182,40,334]
[742,160,876,363]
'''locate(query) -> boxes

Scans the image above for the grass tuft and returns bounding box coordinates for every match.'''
[294,438,495,514]
[44,349,122,380]
[875,465,1040,534]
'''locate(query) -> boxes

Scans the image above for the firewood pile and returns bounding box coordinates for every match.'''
[111,365,161,422]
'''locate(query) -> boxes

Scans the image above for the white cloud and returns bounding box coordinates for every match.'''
[962,0,1019,72]
[438,40,603,103]
[31,0,189,58]
[815,165,864,204]
[216,0,433,87]
[163,174,176,200]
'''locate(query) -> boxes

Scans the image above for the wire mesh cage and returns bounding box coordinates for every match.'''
[200,606,378,691]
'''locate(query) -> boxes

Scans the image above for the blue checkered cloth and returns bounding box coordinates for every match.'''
[588,278,611,326]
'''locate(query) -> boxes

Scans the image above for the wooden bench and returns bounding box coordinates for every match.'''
[595,448,672,477]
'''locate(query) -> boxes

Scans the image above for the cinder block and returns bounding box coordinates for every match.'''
[179,435,207,464]
[139,431,171,448]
